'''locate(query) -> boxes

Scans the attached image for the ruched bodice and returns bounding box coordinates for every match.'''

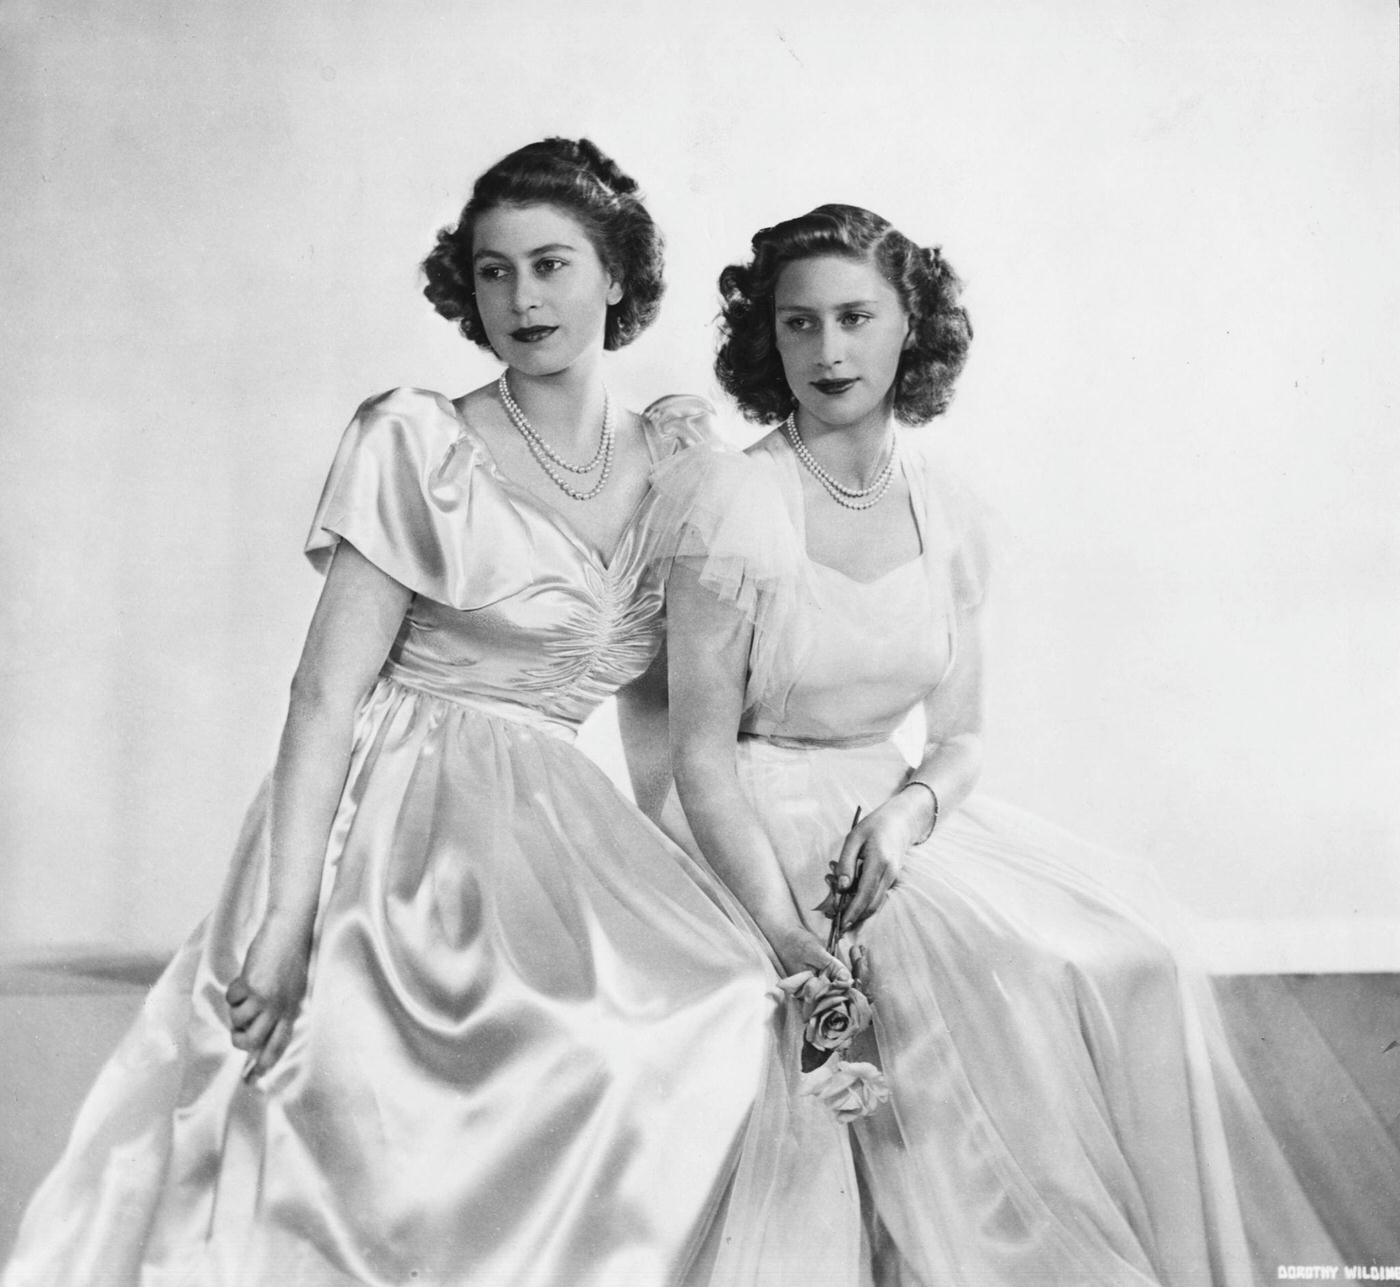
[383,574,661,732]
[306,387,699,735]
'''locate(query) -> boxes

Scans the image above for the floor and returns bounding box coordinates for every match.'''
[1,958,1397,1263]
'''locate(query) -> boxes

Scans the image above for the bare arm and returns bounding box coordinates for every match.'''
[667,564,845,978]
[226,541,412,1078]
[615,642,672,822]
[838,611,986,925]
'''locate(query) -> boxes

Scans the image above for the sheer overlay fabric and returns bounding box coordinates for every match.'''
[645,423,1400,1286]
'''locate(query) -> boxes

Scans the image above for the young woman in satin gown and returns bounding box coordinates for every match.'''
[647,203,1400,1285]
[3,141,851,1287]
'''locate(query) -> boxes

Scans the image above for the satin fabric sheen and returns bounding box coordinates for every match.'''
[3,391,858,1286]
[648,428,1400,1286]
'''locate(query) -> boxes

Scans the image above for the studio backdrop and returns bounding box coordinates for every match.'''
[2,0,1397,970]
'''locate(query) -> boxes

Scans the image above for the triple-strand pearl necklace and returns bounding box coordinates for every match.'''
[498,372,615,502]
[783,413,898,511]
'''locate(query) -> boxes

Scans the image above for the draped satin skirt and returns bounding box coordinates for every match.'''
[732,734,1400,1287]
[6,679,792,1287]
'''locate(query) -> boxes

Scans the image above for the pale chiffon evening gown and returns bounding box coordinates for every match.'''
[646,422,1400,1286]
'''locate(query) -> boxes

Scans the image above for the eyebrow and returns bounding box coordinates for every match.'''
[775,299,882,312]
[472,242,578,262]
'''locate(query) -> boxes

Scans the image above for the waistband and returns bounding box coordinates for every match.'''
[378,675,580,742]
[738,729,893,751]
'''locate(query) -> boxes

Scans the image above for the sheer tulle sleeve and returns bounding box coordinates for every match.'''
[642,413,808,718]
[908,444,994,615]
[304,387,534,609]
[947,472,993,614]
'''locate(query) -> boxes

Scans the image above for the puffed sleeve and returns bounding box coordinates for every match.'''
[641,401,809,717]
[304,387,536,609]
[642,392,727,455]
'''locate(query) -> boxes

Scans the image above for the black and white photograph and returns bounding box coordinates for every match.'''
[3,1,1398,1282]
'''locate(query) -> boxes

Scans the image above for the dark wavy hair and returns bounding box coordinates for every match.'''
[716,204,972,426]
[422,138,664,351]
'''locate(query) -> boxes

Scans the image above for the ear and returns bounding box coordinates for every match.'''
[901,316,916,352]
[606,276,624,307]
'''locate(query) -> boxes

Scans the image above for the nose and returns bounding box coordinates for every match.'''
[818,324,845,370]
[511,274,540,314]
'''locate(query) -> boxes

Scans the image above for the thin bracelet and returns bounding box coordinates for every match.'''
[903,779,940,844]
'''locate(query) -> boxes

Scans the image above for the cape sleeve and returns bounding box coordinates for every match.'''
[641,400,808,717]
[304,387,536,609]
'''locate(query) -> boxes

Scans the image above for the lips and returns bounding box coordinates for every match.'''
[811,378,857,395]
[511,325,557,343]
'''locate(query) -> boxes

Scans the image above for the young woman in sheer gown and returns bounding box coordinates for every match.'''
[3,141,849,1287]
[647,203,1400,1285]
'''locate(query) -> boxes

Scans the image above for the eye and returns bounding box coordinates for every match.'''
[839,311,872,328]
[534,257,567,276]
[782,315,815,332]
[474,263,508,283]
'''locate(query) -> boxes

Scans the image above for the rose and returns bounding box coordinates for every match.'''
[777,937,884,1115]
[776,967,876,1071]
[802,1059,891,1124]
[803,982,873,1053]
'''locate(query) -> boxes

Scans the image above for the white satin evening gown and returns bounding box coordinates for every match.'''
[3,390,855,1287]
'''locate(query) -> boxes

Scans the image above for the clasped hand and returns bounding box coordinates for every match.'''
[831,789,930,928]
[769,922,851,984]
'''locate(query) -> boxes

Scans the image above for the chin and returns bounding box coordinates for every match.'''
[797,400,885,432]
[506,341,601,381]
[502,348,568,378]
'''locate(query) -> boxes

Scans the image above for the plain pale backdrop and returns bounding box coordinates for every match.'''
[2,0,1397,969]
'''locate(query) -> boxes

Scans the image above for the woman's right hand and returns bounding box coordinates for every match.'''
[225,910,313,1082]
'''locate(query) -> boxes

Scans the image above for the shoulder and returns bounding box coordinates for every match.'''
[328,386,498,497]
[742,427,791,481]
[901,435,985,527]
[642,392,746,502]
[901,435,995,607]
[743,425,787,459]
[343,386,469,457]
[314,385,496,530]
[306,387,521,605]
[641,393,728,457]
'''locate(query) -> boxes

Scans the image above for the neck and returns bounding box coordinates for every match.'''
[502,354,607,447]
[792,404,896,486]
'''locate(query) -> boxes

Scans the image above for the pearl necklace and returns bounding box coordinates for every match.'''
[783,414,898,511]
[498,372,614,502]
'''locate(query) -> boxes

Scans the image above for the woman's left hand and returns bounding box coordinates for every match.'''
[834,789,930,927]
[225,910,313,1082]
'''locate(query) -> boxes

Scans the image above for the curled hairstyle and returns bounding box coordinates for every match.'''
[716,204,972,426]
[422,138,664,351]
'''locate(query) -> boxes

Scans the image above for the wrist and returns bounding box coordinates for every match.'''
[899,779,939,844]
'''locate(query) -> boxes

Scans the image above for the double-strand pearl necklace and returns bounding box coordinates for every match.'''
[783,414,898,511]
[498,372,615,502]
